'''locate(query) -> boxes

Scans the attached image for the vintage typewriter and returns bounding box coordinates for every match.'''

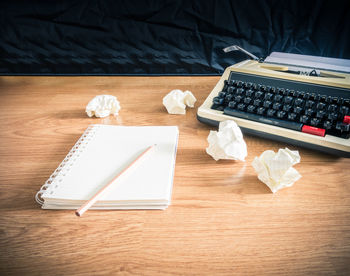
[197,46,350,157]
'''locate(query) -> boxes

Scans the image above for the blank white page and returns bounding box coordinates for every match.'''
[41,125,178,204]
[265,52,350,73]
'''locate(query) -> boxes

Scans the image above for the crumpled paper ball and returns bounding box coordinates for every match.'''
[86,95,121,118]
[252,148,301,193]
[206,120,247,161]
[162,89,196,114]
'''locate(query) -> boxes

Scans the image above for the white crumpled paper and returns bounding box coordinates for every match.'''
[206,120,247,161]
[252,148,301,193]
[86,95,121,118]
[162,89,196,114]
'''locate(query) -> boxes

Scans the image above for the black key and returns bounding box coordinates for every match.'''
[236,88,244,95]
[300,115,309,124]
[244,97,252,104]
[257,107,265,115]
[288,113,297,121]
[245,82,252,89]
[316,102,326,109]
[323,121,333,130]
[305,108,314,116]
[340,106,349,115]
[276,110,286,119]
[344,99,350,106]
[320,95,327,102]
[253,99,262,106]
[246,89,254,97]
[237,81,243,88]
[294,106,303,114]
[213,97,224,105]
[260,85,267,92]
[294,98,304,106]
[247,105,256,113]
[316,110,326,119]
[331,97,339,104]
[284,96,293,105]
[252,83,259,90]
[283,105,292,112]
[225,94,234,103]
[310,118,320,127]
[303,93,310,100]
[326,96,333,104]
[227,86,235,94]
[263,101,272,108]
[267,109,276,117]
[272,102,282,110]
[223,107,302,131]
[264,93,273,100]
[218,91,226,98]
[254,91,264,99]
[336,122,350,132]
[310,93,317,101]
[235,95,243,103]
[305,100,315,108]
[328,104,338,112]
[278,88,285,95]
[228,101,237,109]
[237,103,246,111]
[327,113,338,120]
[274,94,283,102]
[294,91,301,97]
[290,90,297,97]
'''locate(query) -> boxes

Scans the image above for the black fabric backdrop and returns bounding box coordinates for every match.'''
[1,0,349,75]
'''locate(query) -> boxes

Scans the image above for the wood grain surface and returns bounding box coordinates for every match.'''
[0,76,349,275]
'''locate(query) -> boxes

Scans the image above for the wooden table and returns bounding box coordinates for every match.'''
[0,76,349,275]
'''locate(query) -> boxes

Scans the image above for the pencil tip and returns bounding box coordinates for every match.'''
[75,211,81,217]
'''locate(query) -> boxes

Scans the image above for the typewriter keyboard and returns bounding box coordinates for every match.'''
[211,71,350,139]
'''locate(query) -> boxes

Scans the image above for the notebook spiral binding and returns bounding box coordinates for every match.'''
[35,125,100,205]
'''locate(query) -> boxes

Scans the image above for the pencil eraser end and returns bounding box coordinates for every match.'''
[75,211,82,217]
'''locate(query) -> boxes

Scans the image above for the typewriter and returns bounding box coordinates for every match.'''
[197,46,350,157]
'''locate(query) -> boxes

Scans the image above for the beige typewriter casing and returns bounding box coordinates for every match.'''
[197,60,350,156]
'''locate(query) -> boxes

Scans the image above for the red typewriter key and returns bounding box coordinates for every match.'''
[343,115,350,124]
[302,125,326,137]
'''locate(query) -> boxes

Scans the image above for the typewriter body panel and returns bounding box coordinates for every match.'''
[197,60,350,157]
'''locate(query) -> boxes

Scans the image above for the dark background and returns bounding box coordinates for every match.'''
[1,0,349,75]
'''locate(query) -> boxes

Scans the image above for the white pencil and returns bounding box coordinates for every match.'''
[75,144,156,217]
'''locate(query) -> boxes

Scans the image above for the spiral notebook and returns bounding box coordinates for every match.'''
[35,124,179,210]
